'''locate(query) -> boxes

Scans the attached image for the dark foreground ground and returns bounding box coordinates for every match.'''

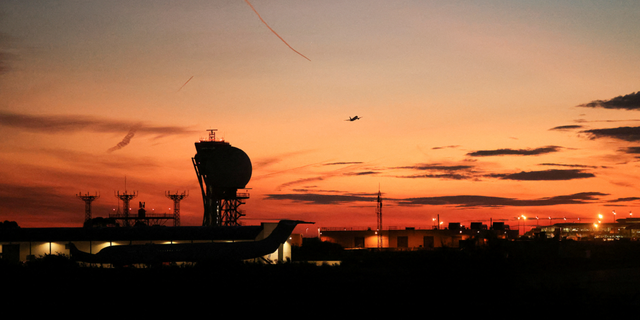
[3,239,640,313]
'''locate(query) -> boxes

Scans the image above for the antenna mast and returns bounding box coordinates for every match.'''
[77,192,100,223]
[166,191,189,227]
[115,190,138,227]
[376,185,383,248]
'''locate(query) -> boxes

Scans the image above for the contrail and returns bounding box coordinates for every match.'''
[244,0,311,61]
[107,124,141,153]
[178,76,193,92]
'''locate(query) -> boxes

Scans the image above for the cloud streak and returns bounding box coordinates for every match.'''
[466,146,562,157]
[107,123,141,153]
[489,169,595,181]
[581,126,640,142]
[577,91,640,111]
[0,111,197,138]
[264,193,376,205]
[618,146,640,156]
[549,125,584,131]
[265,191,614,208]
[397,192,608,208]
[393,164,596,181]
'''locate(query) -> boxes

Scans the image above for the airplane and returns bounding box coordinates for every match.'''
[346,116,361,121]
[69,220,311,265]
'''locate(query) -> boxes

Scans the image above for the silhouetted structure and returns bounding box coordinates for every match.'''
[108,200,177,227]
[166,191,188,227]
[0,220,305,265]
[0,132,305,266]
[114,190,138,227]
[192,129,252,227]
[76,192,99,223]
[376,187,382,248]
[320,222,517,250]
[68,220,307,265]
[534,217,640,240]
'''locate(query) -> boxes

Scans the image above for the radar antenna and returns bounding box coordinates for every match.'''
[166,191,189,227]
[77,192,100,223]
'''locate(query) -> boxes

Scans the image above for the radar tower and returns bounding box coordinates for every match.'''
[192,129,252,227]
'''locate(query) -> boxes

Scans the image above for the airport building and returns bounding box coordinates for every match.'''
[534,217,640,241]
[319,217,640,250]
[319,222,519,250]
[0,222,298,265]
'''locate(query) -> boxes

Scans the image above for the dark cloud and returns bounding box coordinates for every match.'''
[393,163,478,180]
[0,183,71,213]
[396,164,475,171]
[549,125,584,131]
[107,123,141,153]
[392,163,597,181]
[344,171,380,176]
[0,111,197,138]
[618,146,640,155]
[607,197,640,203]
[574,118,640,124]
[400,173,474,180]
[489,169,595,181]
[265,190,609,208]
[539,163,600,169]
[581,126,640,142]
[323,162,364,166]
[577,91,640,111]
[397,192,607,208]
[274,162,374,190]
[277,177,326,191]
[431,145,460,150]
[264,193,376,205]
[467,146,562,157]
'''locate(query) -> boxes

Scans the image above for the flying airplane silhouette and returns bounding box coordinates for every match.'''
[346,116,361,121]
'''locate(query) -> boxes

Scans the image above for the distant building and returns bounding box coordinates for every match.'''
[534,218,640,241]
[319,222,518,250]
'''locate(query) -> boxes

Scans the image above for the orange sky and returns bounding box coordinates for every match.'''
[1,1,639,236]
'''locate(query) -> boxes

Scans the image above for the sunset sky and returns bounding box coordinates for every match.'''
[1,1,639,236]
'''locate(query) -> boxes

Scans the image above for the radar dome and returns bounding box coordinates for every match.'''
[194,142,252,190]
